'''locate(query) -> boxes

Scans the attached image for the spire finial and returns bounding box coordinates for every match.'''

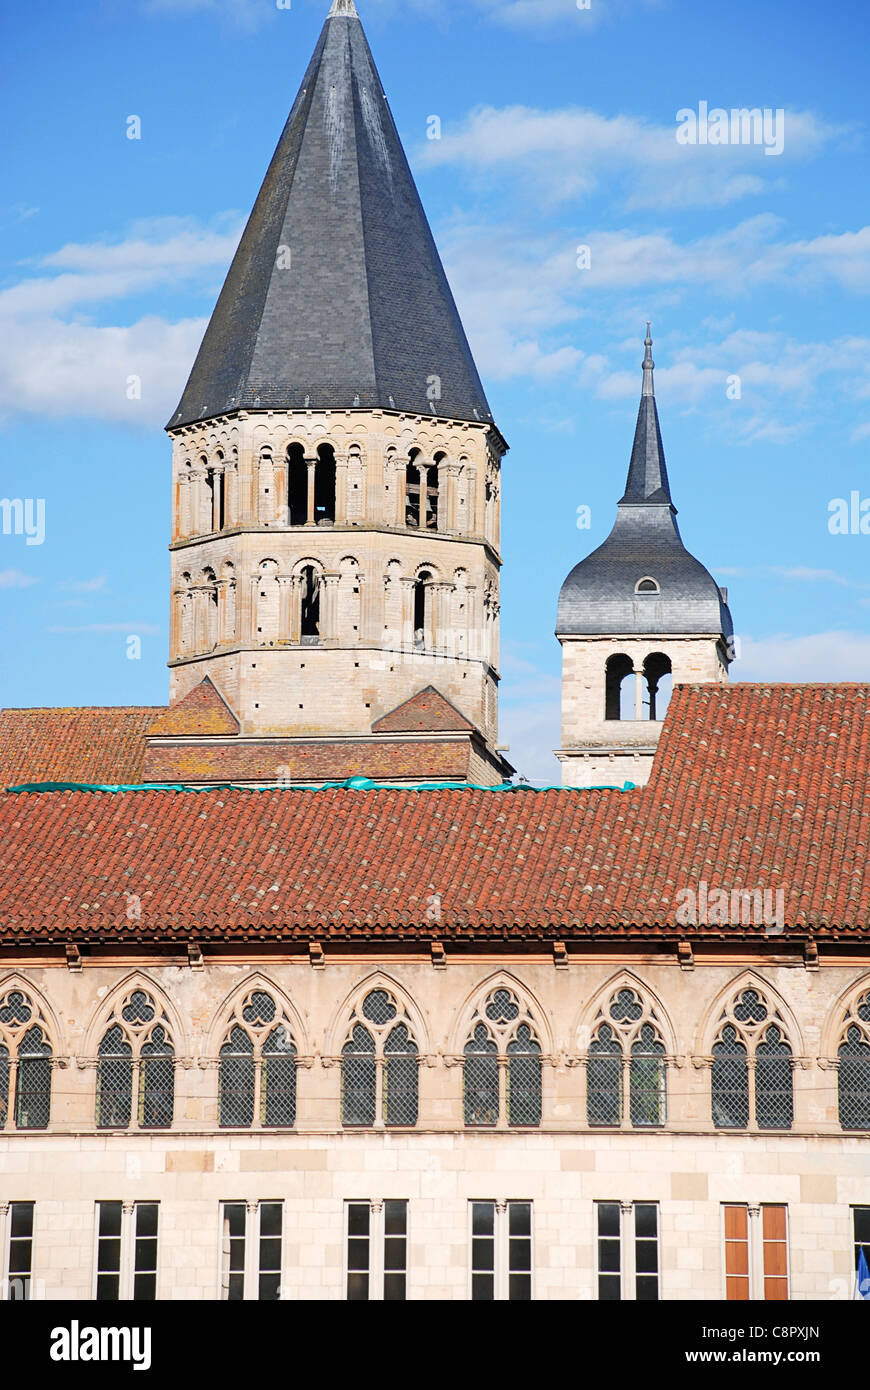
[328,0,358,15]
[642,322,655,397]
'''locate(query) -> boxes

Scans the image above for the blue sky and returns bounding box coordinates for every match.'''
[1,0,869,781]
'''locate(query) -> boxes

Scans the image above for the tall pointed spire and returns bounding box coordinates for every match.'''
[642,321,654,396]
[169,0,491,430]
[620,325,672,505]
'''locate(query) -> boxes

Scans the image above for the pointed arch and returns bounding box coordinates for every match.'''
[206,973,308,1058]
[821,972,870,1058]
[695,970,804,1058]
[573,970,677,1057]
[83,972,188,1059]
[324,972,430,1057]
[448,971,553,1057]
[0,973,63,1054]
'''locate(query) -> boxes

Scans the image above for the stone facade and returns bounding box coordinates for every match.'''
[167,411,505,750]
[1,952,866,1301]
[558,635,730,787]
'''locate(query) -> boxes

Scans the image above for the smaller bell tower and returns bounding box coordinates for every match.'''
[555,328,733,789]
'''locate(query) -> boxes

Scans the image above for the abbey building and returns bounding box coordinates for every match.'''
[0,0,868,1305]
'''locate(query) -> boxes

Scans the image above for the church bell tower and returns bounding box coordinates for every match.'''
[555,329,733,789]
[153,0,511,787]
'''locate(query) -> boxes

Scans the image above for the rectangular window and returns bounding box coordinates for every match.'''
[854,1206,870,1287]
[346,1200,408,1301]
[96,1201,122,1301]
[7,1202,34,1301]
[258,1203,283,1302]
[220,1201,283,1301]
[635,1203,660,1301]
[762,1204,788,1301]
[133,1204,158,1301]
[724,1204,750,1301]
[596,1202,660,1301]
[723,1204,788,1300]
[470,1201,532,1301]
[96,1202,158,1301]
[221,1202,246,1301]
[596,1202,621,1300]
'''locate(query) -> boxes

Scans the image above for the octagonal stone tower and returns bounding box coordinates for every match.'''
[555,330,734,789]
[161,0,510,785]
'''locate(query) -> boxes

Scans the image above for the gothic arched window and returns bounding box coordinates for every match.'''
[0,988,53,1131]
[586,987,667,1128]
[341,989,418,1128]
[96,988,174,1130]
[711,987,793,1131]
[464,987,543,1129]
[837,992,870,1130]
[219,990,297,1129]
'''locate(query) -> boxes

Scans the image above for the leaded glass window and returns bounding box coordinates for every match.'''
[838,992,870,1130]
[218,990,297,1129]
[465,1024,499,1126]
[755,1024,793,1130]
[586,987,667,1129]
[507,1025,542,1127]
[341,989,419,1128]
[464,987,543,1129]
[0,988,53,1131]
[711,987,793,1131]
[96,989,174,1131]
[712,1025,749,1128]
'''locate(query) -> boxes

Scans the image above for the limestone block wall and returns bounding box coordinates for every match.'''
[166,411,504,744]
[558,635,729,787]
[0,952,868,1299]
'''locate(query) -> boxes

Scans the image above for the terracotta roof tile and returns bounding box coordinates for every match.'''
[371,686,474,734]
[147,678,239,737]
[0,707,165,789]
[1,683,869,941]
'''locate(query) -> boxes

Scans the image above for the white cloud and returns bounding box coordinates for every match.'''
[0,570,38,589]
[735,632,870,682]
[0,218,242,427]
[421,105,844,210]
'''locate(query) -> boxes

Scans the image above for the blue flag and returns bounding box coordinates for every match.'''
[856,1247,870,1300]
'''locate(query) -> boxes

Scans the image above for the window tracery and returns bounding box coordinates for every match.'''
[837,991,870,1130]
[341,989,418,1128]
[711,987,793,1131]
[586,987,666,1128]
[464,987,542,1128]
[219,989,296,1129]
[96,988,174,1130]
[0,987,52,1131]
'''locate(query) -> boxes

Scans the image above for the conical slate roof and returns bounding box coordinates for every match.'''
[169,0,492,430]
[557,330,733,639]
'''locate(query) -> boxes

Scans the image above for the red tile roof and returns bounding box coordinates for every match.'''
[147,678,238,736]
[142,737,474,784]
[371,686,474,733]
[0,683,868,942]
[0,707,165,790]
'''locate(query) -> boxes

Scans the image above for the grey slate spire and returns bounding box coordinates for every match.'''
[557,329,733,639]
[620,324,672,505]
[169,0,492,430]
